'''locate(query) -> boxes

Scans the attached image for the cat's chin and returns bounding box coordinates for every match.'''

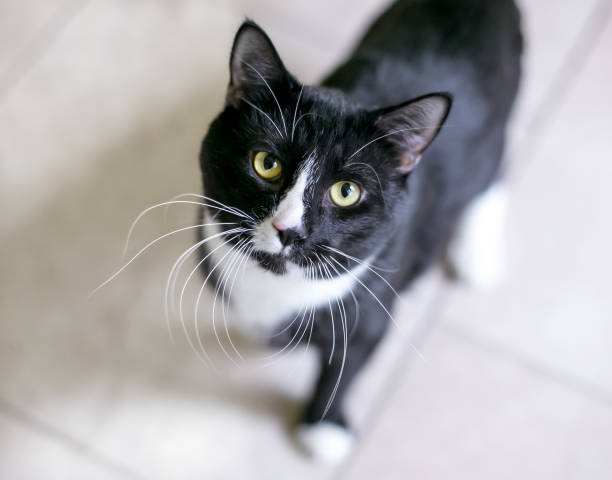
[251,250,288,275]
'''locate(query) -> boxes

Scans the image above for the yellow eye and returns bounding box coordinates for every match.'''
[330,181,361,207]
[253,151,282,180]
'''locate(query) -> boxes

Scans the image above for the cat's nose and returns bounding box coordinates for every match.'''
[273,220,300,247]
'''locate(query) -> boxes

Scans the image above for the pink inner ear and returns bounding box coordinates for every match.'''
[398,152,422,173]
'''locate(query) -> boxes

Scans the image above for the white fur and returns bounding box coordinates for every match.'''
[253,167,310,255]
[252,216,283,254]
[274,169,308,231]
[202,216,368,336]
[295,422,355,463]
[447,182,508,289]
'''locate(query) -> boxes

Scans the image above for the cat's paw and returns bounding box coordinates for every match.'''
[447,182,508,290]
[295,421,355,463]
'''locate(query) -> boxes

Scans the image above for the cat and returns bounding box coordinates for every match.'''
[197,0,522,462]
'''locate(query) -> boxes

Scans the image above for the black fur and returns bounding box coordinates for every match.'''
[198,0,522,432]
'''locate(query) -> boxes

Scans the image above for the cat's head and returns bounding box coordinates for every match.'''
[199,21,450,275]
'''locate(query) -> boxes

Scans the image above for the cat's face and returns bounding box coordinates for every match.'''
[199,22,450,276]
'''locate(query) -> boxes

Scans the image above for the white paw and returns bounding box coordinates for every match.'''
[295,422,355,463]
[447,183,508,290]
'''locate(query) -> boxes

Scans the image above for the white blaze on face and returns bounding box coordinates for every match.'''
[253,167,310,254]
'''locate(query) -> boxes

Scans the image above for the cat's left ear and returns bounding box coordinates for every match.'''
[374,93,452,173]
[227,21,290,107]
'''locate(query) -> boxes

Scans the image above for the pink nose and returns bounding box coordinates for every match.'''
[272,219,287,231]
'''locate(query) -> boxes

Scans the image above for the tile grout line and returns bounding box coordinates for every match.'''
[0,396,148,480]
[336,275,452,480]
[443,321,612,409]
[0,0,92,105]
[509,0,612,183]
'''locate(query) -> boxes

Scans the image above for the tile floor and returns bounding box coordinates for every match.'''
[1,1,611,479]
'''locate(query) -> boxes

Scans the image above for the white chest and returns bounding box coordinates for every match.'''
[201,224,365,336]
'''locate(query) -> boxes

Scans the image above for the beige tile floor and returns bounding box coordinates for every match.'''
[1,1,611,479]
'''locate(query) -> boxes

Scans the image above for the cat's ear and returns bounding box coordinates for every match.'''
[227,21,289,107]
[374,93,452,173]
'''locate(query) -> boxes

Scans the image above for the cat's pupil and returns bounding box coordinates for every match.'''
[341,182,353,198]
[263,156,276,170]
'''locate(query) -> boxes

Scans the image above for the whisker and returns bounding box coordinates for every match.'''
[89,223,241,298]
[348,289,361,342]
[291,85,304,142]
[304,302,316,355]
[325,255,425,362]
[293,112,317,132]
[268,303,307,339]
[192,234,251,365]
[344,161,389,212]
[218,239,254,362]
[324,245,400,297]
[319,256,348,420]
[258,304,310,366]
[321,256,362,344]
[168,226,249,319]
[314,253,335,364]
[242,60,287,137]
[223,242,253,324]
[164,237,208,343]
[123,199,248,257]
[303,264,316,355]
[211,238,250,366]
[177,232,245,366]
[166,193,255,221]
[348,125,444,159]
[241,98,284,138]
[323,244,395,273]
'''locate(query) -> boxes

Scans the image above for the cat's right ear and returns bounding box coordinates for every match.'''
[227,21,289,107]
[374,93,452,174]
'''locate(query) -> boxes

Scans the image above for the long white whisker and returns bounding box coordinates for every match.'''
[165,193,255,222]
[258,305,309,366]
[348,289,361,341]
[168,228,246,318]
[178,232,244,366]
[344,161,389,212]
[169,228,247,322]
[348,126,437,159]
[324,246,400,297]
[211,238,250,366]
[242,60,287,137]
[123,199,247,257]
[89,223,239,298]
[293,112,316,132]
[291,85,304,142]
[164,237,208,343]
[192,235,250,364]
[314,254,335,364]
[319,256,348,420]
[304,303,316,354]
[327,255,424,361]
[241,98,284,138]
[218,239,253,362]
[223,242,253,323]
[323,245,394,272]
[268,303,306,339]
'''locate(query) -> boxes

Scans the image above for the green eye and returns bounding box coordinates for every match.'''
[330,181,361,207]
[253,151,282,180]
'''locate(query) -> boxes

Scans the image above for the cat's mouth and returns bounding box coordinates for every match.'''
[250,243,312,275]
[251,250,289,275]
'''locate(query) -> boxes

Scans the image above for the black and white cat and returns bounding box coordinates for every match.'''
[197,0,521,462]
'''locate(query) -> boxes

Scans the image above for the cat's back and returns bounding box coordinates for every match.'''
[325,0,522,119]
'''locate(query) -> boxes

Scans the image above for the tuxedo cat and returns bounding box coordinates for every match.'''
[197,0,521,462]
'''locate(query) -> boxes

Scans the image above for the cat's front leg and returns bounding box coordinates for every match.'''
[295,299,388,463]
